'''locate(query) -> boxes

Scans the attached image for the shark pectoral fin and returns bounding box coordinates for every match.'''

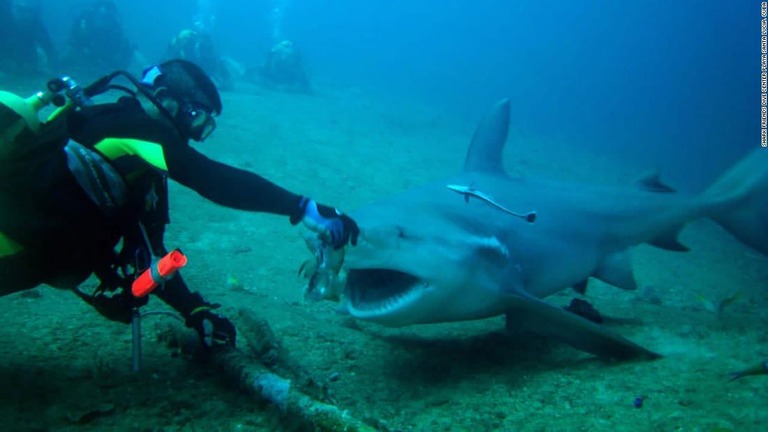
[648,226,690,252]
[594,251,637,290]
[506,298,660,360]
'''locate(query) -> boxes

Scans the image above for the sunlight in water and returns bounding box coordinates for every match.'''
[270,0,288,43]
[195,0,217,31]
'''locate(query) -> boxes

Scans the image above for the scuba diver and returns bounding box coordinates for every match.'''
[0,59,359,348]
[62,0,142,73]
[0,0,56,74]
[256,40,311,94]
[165,28,232,91]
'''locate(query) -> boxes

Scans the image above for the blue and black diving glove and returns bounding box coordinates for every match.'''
[290,197,360,249]
[185,304,237,348]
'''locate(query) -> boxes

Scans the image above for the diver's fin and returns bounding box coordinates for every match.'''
[506,296,660,360]
[593,251,637,290]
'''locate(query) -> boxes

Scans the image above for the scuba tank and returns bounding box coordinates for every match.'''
[0,69,156,165]
[0,78,91,259]
[0,89,57,162]
[0,75,116,259]
[0,75,93,165]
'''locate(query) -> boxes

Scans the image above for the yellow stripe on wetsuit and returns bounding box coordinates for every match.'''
[94,137,169,172]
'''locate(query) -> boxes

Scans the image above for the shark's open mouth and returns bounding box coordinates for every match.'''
[345,268,425,314]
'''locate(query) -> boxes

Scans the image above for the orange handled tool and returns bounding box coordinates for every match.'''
[131,249,188,297]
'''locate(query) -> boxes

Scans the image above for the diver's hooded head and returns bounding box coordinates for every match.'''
[139,59,221,142]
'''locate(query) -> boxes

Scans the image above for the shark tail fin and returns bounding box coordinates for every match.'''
[703,150,768,255]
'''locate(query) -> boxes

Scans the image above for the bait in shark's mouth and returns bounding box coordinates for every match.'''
[298,232,346,302]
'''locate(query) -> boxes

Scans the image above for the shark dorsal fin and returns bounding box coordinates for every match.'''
[463,99,511,174]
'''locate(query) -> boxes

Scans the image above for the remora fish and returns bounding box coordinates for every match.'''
[446,183,536,222]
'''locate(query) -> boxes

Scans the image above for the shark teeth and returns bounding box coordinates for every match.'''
[349,286,423,318]
[345,268,426,318]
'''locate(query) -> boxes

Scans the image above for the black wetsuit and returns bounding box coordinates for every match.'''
[0,96,304,318]
[67,97,302,215]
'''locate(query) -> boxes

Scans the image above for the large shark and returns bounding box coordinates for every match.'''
[319,99,768,360]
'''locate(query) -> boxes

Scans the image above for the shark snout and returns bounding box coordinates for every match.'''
[340,220,513,326]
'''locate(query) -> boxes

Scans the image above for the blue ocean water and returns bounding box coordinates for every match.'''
[280,0,757,189]
[36,0,757,189]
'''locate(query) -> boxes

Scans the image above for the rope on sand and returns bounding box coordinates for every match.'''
[159,307,378,432]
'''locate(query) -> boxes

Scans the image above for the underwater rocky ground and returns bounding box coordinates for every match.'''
[0,80,766,431]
